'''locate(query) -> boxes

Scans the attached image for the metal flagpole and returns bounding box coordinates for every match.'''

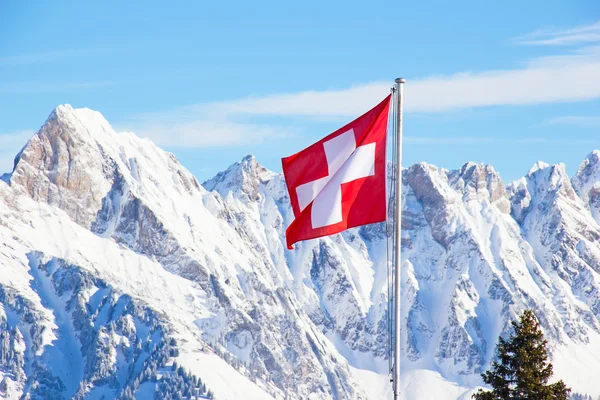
[393,77,405,400]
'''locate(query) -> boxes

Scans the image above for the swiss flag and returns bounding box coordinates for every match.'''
[282,95,391,249]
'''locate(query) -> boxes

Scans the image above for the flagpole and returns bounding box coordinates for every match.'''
[393,77,405,400]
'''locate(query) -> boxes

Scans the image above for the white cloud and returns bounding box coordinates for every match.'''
[524,45,600,68]
[405,136,500,144]
[119,119,293,148]
[0,130,35,174]
[122,21,600,148]
[542,116,600,128]
[406,61,600,112]
[209,44,600,115]
[516,20,600,46]
[196,84,391,118]
[145,52,600,119]
[405,136,598,145]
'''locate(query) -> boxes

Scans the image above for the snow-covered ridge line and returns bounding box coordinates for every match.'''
[1,104,600,398]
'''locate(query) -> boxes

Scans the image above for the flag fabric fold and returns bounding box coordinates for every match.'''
[281,94,391,249]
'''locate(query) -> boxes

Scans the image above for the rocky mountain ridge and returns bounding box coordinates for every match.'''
[0,104,599,399]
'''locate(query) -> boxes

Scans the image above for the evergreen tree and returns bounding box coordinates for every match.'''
[0,378,7,396]
[473,310,571,400]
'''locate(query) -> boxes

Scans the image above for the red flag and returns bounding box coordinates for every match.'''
[282,95,391,249]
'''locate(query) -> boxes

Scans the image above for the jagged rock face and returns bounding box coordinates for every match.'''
[2,105,600,399]
[573,150,600,224]
[206,155,274,203]
[0,106,367,400]
[206,145,600,391]
[448,162,510,213]
[205,158,392,364]
[8,105,114,227]
[507,163,600,339]
[204,146,599,385]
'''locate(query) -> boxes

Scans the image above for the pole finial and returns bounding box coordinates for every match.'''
[395,77,406,84]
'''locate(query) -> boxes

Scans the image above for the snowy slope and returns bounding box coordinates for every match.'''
[0,160,273,399]
[0,106,366,400]
[205,155,600,396]
[1,104,600,399]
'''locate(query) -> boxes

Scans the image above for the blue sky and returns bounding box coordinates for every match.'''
[1,1,599,183]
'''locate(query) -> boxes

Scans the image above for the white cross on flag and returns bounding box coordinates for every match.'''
[281,95,391,249]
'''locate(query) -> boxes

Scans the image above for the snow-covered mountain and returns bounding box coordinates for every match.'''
[0,105,599,399]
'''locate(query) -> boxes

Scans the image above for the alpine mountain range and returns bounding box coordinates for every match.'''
[0,104,599,399]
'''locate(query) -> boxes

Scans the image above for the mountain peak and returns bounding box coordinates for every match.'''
[455,161,497,179]
[518,162,573,198]
[509,161,578,223]
[528,161,551,176]
[573,150,600,223]
[48,104,114,138]
[449,161,508,209]
[238,154,261,174]
[576,150,600,176]
[53,103,75,115]
[5,105,121,227]
[203,155,276,202]
[242,154,256,162]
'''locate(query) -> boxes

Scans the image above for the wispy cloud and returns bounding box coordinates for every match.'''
[188,53,600,116]
[0,81,114,93]
[542,116,600,128]
[152,54,600,118]
[121,21,600,148]
[120,119,294,148]
[405,136,599,145]
[124,53,600,146]
[0,130,35,174]
[524,45,600,68]
[516,20,600,46]
[406,136,507,144]
[405,58,600,112]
